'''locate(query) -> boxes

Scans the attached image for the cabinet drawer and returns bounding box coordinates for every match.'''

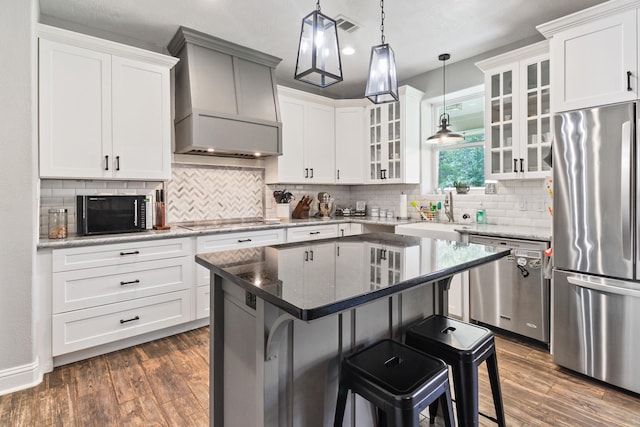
[53,257,192,313]
[52,238,193,272]
[197,229,285,253]
[286,224,339,242]
[52,289,191,356]
[196,285,210,319]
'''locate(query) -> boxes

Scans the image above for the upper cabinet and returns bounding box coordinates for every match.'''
[538,3,638,112]
[366,86,423,184]
[476,41,552,180]
[266,87,366,184]
[38,25,178,180]
[335,103,366,184]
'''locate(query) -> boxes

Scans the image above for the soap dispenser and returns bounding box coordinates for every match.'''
[476,202,486,224]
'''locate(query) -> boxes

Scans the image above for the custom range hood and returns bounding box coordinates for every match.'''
[168,27,282,158]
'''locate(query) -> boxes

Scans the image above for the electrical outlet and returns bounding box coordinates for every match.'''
[536,200,545,212]
[519,200,527,211]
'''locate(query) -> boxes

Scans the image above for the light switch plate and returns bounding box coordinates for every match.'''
[485,183,496,194]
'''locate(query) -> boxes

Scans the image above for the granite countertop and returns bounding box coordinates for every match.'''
[37,216,419,249]
[196,232,511,321]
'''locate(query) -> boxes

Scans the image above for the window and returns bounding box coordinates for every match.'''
[429,92,485,189]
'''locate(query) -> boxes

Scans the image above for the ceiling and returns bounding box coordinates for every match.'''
[39,0,607,99]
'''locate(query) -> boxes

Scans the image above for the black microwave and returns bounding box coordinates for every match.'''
[77,195,148,236]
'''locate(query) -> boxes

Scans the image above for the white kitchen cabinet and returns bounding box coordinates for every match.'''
[338,222,363,237]
[286,224,339,243]
[538,6,637,112]
[335,242,367,300]
[366,86,423,184]
[476,41,551,180]
[335,105,365,184]
[38,24,177,180]
[51,238,193,356]
[265,88,335,184]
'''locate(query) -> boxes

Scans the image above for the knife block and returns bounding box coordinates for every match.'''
[291,200,310,219]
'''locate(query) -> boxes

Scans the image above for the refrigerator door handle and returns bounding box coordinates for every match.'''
[567,275,640,298]
[621,120,632,260]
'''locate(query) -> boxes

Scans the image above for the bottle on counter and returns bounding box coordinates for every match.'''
[476,202,486,224]
[48,208,68,239]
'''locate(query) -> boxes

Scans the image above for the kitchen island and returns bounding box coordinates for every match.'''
[196,233,510,427]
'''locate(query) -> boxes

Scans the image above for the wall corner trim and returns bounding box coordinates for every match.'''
[0,357,43,396]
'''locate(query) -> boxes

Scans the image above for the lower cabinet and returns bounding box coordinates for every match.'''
[51,238,193,356]
[286,224,339,242]
[338,222,363,237]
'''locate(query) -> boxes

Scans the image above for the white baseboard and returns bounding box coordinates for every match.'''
[0,357,43,396]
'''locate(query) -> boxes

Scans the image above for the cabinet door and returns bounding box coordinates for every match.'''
[112,57,171,180]
[520,56,552,178]
[551,9,637,112]
[367,105,385,182]
[485,66,520,179]
[275,97,306,182]
[385,102,402,182]
[305,103,335,183]
[335,107,364,184]
[39,39,111,179]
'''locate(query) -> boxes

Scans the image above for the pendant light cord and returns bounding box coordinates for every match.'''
[442,57,446,112]
[380,0,385,44]
[316,0,321,12]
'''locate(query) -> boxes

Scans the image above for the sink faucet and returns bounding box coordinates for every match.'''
[444,191,454,222]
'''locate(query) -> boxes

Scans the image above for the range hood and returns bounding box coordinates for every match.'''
[168,27,282,158]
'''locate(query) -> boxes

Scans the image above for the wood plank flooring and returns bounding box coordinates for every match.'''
[1,326,640,426]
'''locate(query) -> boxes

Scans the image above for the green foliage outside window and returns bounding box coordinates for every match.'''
[438,143,485,188]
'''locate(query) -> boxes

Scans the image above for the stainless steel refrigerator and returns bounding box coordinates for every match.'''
[553,101,640,394]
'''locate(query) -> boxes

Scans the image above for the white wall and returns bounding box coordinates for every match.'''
[0,0,40,394]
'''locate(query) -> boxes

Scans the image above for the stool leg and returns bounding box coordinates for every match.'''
[486,352,506,427]
[333,382,349,427]
[451,360,479,427]
[439,384,455,427]
[428,399,439,424]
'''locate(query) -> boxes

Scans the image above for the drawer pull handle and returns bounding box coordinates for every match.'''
[120,279,140,286]
[120,315,140,324]
[120,250,140,256]
[309,231,321,235]
[237,238,252,243]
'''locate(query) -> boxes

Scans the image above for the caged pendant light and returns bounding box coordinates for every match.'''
[365,0,398,104]
[427,53,464,143]
[294,0,343,88]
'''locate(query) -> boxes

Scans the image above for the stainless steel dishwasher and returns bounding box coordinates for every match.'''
[469,235,550,345]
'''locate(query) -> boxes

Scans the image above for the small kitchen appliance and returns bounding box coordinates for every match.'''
[77,195,148,235]
[354,201,366,216]
[316,192,333,219]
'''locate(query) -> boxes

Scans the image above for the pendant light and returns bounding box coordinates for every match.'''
[294,0,343,88]
[365,0,398,104]
[427,54,464,143]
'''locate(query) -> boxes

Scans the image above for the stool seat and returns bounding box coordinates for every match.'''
[334,339,455,427]
[405,315,506,427]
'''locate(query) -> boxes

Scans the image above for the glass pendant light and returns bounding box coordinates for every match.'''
[427,54,464,143]
[365,0,398,104]
[294,0,343,88]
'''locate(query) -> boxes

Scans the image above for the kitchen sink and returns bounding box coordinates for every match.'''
[395,221,471,242]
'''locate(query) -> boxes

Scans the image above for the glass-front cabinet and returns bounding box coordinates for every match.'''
[477,40,551,179]
[366,85,423,184]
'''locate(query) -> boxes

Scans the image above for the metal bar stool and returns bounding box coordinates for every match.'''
[333,339,455,427]
[405,315,506,427]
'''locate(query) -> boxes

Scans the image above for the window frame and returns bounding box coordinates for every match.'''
[422,85,485,192]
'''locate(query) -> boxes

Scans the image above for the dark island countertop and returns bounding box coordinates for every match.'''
[196,232,510,321]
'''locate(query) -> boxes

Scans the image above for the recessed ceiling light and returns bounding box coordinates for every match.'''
[342,46,355,56]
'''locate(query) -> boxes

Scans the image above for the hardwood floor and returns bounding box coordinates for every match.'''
[1,326,640,426]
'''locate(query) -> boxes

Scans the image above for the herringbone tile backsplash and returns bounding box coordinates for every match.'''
[166,165,264,223]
